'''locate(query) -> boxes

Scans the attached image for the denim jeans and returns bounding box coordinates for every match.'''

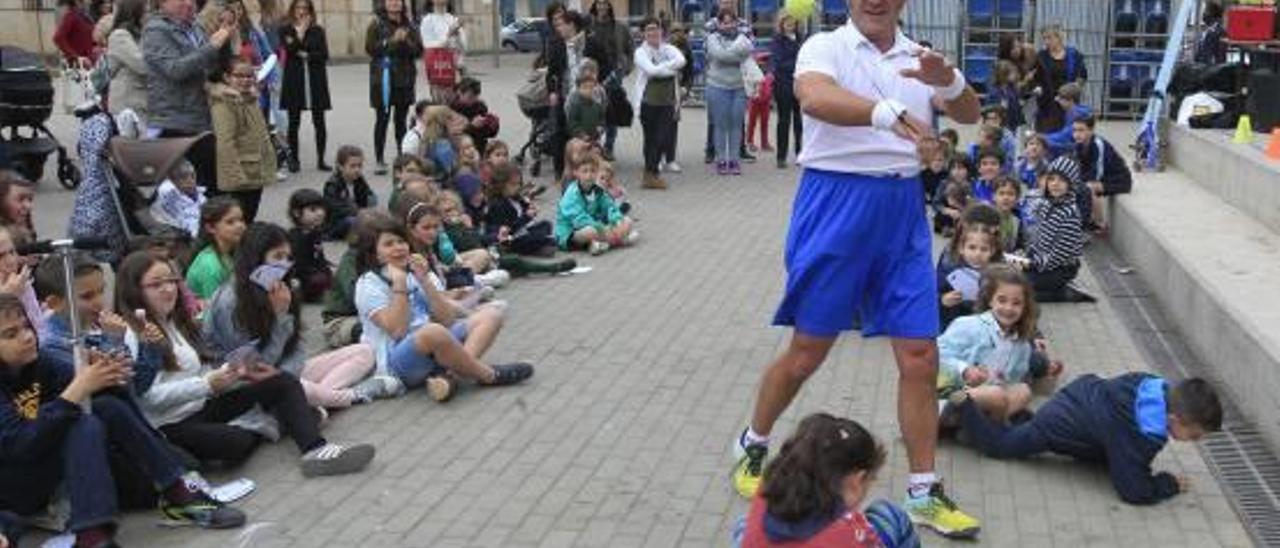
[706,86,746,163]
[0,394,184,532]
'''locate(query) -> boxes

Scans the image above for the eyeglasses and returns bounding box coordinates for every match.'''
[141,277,182,291]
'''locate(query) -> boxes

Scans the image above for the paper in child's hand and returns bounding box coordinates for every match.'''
[946,267,981,302]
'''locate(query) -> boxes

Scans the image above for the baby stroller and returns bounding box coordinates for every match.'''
[0,46,81,189]
[514,65,553,178]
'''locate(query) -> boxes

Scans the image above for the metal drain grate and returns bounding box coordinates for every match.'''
[1087,243,1280,547]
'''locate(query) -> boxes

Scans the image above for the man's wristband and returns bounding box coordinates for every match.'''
[935,68,967,102]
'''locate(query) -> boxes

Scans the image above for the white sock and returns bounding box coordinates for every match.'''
[742,427,769,448]
[907,472,937,498]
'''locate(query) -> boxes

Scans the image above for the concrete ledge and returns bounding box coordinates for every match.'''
[1169,124,1280,235]
[1111,170,1280,453]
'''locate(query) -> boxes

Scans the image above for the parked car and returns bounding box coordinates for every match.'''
[500,18,549,52]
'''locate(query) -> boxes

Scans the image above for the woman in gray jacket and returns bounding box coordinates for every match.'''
[106,0,148,136]
[704,8,752,176]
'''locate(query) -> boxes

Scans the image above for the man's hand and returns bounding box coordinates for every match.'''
[900,48,956,88]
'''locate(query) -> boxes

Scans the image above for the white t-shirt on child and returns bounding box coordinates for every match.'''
[355,271,432,374]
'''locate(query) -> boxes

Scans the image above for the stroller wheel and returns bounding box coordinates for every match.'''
[57,158,81,190]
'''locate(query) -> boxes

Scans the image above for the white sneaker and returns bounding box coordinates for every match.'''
[588,240,610,256]
[476,269,511,288]
[351,374,405,401]
[658,161,667,173]
[300,442,376,477]
[626,229,640,245]
[275,169,288,182]
[666,161,683,174]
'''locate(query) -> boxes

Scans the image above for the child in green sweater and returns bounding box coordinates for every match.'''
[565,73,605,143]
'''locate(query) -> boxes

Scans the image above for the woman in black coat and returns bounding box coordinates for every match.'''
[544,10,612,179]
[1032,25,1088,133]
[281,0,331,173]
[366,0,423,175]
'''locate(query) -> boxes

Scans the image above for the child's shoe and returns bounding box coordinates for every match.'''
[159,485,247,529]
[351,374,405,401]
[626,229,640,246]
[476,269,511,288]
[426,375,456,402]
[300,442,376,477]
[484,362,535,386]
[588,240,610,256]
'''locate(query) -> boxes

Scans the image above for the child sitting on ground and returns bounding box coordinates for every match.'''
[938,265,1040,424]
[932,159,972,237]
[734,413,919,547]
[555,155,637,255]
[980,104,1018,167]
[968,125,1013,176]
[150,160,206,238]
[1023,157,1093,303]
[920,141,949,204]
[387,153,433,215]
[1073,114,1133,232]
[937,214,1002,330]
[566,72,606,144]
[971,147,1003,204]
[449,76,500,154]
[939,128,960,160]
[0,226,42,334]
[440,189,575,278]
[947,373,1222,505]
[185,196,246,302]
[287,189,334,302]
[324,145,377,240]
[598,159,631,215]
[1016,133,1049,190]
[992,176,1025,253]
[0,293,248,548]
[487,163,559,257]
[1044,82,1092,156]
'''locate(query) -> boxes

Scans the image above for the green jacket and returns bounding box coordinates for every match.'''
[565,93,604,140]
[185,246,230,301]
[322,248,359,321]
[555,180,623,248]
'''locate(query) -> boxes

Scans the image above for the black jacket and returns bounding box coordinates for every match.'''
[0,356,79,466]
[289,226,330,277]
[280,24,331,111]
[323,172,375,223]
[365,14,424,109]
[485,196,535,239]
[1076,136,1133,196]
[545,31,613,98]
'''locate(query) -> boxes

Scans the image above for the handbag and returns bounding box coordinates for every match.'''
[424,47,458,87]
[605,81,633,127]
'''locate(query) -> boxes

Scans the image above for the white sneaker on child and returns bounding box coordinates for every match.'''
[476,269,511,288]
[666,161,683,174]
[588,241,611,256]
[626,229,640,246]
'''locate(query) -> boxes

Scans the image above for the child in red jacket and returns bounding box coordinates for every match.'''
[746,54,773,154]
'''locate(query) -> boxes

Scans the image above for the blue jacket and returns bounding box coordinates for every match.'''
[1045,104,1092,156]
[937,311,1033,391]
[1042,373,1181,505]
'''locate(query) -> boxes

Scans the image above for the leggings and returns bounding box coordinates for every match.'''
[373,103,410,165]
[160,373,323,467]
[287,109,328,166]
[747,100,770,149]
[299,343,376,408]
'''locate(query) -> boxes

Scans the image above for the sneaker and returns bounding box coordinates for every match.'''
[300,442,376,477]
[425,375,456,402]
[729,161,742,176]
[485,362,534,386]
[276,169,289,182]
[589,240,610,256]
[317,161,333,172]
[716,161,729,176]
[160,491,247,529]
[731,430,767,499]
[374,162,389,176]
[704,151,715,164]
[776,159,787,169]
[626,229,640,246]
[351,374,406,401]
[741,149,757,163]
[476,269,511,288]
[658,160,667,172]
[903,483,981,539]
[666,161,683,174]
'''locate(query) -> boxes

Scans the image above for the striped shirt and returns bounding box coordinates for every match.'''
[1028,194,1085,272]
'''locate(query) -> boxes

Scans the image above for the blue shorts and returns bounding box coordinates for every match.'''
[772,169,939,339]
[387,320,470,388]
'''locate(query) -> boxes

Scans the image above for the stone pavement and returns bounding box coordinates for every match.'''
[29,56,1253,547]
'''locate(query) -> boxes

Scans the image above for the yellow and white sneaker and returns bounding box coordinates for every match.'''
[730,430,767,499]
[903,483,981,539]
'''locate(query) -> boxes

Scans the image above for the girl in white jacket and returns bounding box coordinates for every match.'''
[631,17,685,190]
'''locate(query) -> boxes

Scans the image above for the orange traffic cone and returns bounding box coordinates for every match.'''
[1266,128,1280,161]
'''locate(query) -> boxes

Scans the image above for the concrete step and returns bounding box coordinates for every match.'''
[1111,167,1280,452]
[1168,125,1280,235]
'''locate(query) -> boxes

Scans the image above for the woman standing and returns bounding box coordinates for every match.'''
[631,16,685,190]
[53,0,100,67]
[704,9,751,176]
[281,0,332,173]
[1032,25,1087,133]
[366,0,423,175]
[544,10,610,179]
[769,14,803,169]
[106,0,149,132]
[419,0,466,104]
[589,0,633,159]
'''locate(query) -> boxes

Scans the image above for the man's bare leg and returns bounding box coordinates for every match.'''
[749,332,837,437]
[891,338,939,474]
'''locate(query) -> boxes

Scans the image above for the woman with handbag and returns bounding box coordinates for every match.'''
[281,0,332,173]
[366,0,423,175]
[419,0,465,104]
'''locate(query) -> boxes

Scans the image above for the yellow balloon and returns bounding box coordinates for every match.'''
[784,0,816,21]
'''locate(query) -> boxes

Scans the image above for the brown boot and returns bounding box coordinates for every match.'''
[642,172,668,190]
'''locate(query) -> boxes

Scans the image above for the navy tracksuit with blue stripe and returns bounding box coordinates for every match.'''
[959,372,1182,505]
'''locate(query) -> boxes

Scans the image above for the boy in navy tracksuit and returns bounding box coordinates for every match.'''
[948,373,1222,505]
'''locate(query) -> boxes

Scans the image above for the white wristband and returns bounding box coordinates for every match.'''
[871,99,908,132]
[935,68,967,102]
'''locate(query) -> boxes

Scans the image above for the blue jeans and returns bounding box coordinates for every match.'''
[0,394,185,532]
[706,86,746,163]
[388,320,470,388]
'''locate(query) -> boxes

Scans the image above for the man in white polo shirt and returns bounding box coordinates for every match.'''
[729,0,983,540]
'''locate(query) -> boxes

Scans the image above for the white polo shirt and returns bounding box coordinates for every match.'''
[794,21,935,177]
